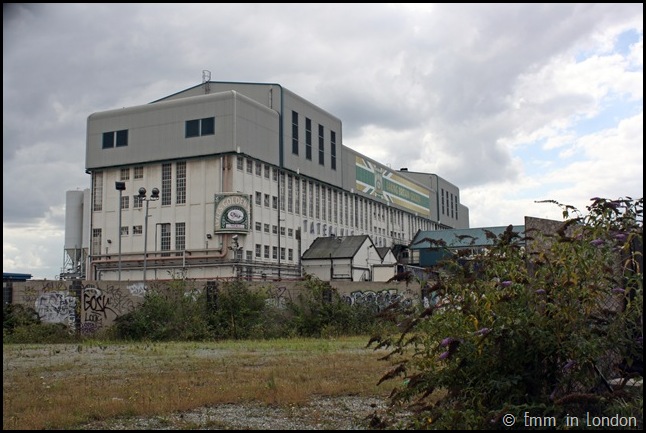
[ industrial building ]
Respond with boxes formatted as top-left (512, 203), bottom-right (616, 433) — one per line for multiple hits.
top-left (63, 78), bottom-right (469, 282)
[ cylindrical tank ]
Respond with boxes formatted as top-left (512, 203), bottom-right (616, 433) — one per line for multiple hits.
top-left (64, 190), bottom-right (84, 250)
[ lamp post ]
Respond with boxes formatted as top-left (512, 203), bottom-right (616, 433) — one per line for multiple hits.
top-left (115, 181), bottom-right (126, 281)
top-left (139, 186), bottom-right (160, 286)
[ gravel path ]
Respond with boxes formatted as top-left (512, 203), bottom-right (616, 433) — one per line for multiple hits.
top-left (78, 396), bottom-right (392, 430)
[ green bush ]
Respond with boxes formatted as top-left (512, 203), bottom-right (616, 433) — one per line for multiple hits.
top-left (112, 279), bottom-right (210, 341)
top-left (3, 304), bottom-right (78, 344)
top-left (205, 278), bottom-right (269, 340)
top-left (288, 274), bottom-right (386, 337)
top-left (370, 197), bottom-right (643, 429)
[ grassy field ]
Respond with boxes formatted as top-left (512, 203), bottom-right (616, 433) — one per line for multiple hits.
top-left (3, 336), bottom-right (401, 430)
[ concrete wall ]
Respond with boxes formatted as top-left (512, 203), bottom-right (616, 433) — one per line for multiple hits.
top-left (5, 278), bottom-right (425, 336)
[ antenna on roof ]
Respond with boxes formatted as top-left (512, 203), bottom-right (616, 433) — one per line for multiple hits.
top-left (202, 70), bottom-right (211, 94)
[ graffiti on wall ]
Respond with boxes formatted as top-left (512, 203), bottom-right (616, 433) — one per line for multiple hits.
top-left (265, 286), bottom-right (293, 309)
top-left (81, 284), bottom-right (137, 335)
top-left (342, 288), bottom-right (415, 312)
top-left (35, 292), bottom-right (77, 331)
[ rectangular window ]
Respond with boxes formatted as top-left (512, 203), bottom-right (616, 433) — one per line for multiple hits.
top-left (288, 249), bottom-right (293, 261)
top-left (291, 111), bottom-right (299, 155)
top-left (309, 181), bottom-right (314, 217)
top-left (237, 156), bottom-right (244, 170)
top-left (175, 222), bottom-right (186, 255)
top-left (305, 118), bottom-right (312, 160)
top-left (318, 124), bottom-right (324, 165)
top-left (120, 168), bottom-right (130, 181)
top-left (272, 167), bottom-right (278, 182)
top-left (272, 225), bottom-right (278, 234)
top-left (120, 195), bottom-right (129, 210)
top-left (160, 223), bottom-right (171, 256)
top-left (185, 117), bottom-right (215, 137)
top-left (102, 132), bottom-right (114, 149)
top-left (255, 221), bottom-right (261, 231)
top-left (302, 180), bottom-right (307, 217)
top-left (330, 131), bottom-right (337, 170)
top-left (255, 161), bottom-right (262, 176)
top-left (272, 246), bottom-right (278, 260)
top-left (264, 194), bottom-right (270, 207)
top-left (321, 187), bottom-right (326, 220)
top-left (255, 244), bottom-right (261, 258)
top-left (287, 174), bottom-right (293, 213)
top-left (315, 184), bottom-right (320, 219)
top-left (295, 176), bottom-right (300, 214)
top-left (102, 129), bottom-right (129, 149)
top-left (176, 161), bottom-right (186, 205)
top-left (255, 191), bottom-right (262, 206)
top-left (162, 163), bottom-right (172, 205)
top-left (92, 171), bottom-right (103, 211)
top-left (264, 223), bottom-right (270, 233)
top-left (134, 166), bottom-right (144, 179)
top-left (328, 187), bottom-right (332, 221)
top-left (280, 247), bottom-right (285, 261)
top-left (264, 245), bottom-right (269, 259)
top-left (288, 228), bottom-right (293, 237)
top-left (92, 228), bottom-right (102, 256)
top-left (272, 196), bottom-right (278, 209)
top-left (133, 194), bottom-right (143, 209)
top-left (246, 158), bottom-right (253, 173)
top-left (201, 117), bottom-right (215, 135)
top-left (133, 225), bottom-right (143, 235)
top-left (120, 226), bottom-right (128, 236)
top-left (264, 164), bottom-right (270, 179)
top-left (116, 130), bottom-right (128, 147)
top-left (280, 172), bottom-right (285, 211)
top-left (280, 226), bottom-right (286, 236)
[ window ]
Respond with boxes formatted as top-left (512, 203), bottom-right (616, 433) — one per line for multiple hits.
top-left (318, 124), bottom-right (324, 165)
top-left (175, 222), bottom-right (186, 254)
top-left (246, 158), bottom-right (253, 173)
top-left (237, 156), bottom-right (244, 170)
top-left (102, 130), bottom-right (129, 148)
top-left (176, 161), bottom-right (186, 205)
top-left (133, 194), bottom-right (143, 209)
top-left (120, 168), bottom-right (130, 181)
top-left (272, 246), bottom-right (278, 259)
top-left (315, 184), bottom-right (320, 219)
top-left (255, 191), bottom-right (262, 206)
top-left (288, 228), bottom-right (293, 237)
top-left (120, 195), bottom-right (129, 210)
top-left (287, 175), bottom-right (293, 213)
top-left (160, 223), bottom-right (171, 256)
top-left (305, 118), bottom-right (312, 160)
top-left (162, 163), bottom-right (172, 205)
top-left (280, 247), bottom-right (286, 260)
top-left (255, 161), bottom-right (262, 176)
top-left (246, 251), bottom-right (252, 261)
top-left (272, 225), bottom-right (278, 234)
top-left (291, 111), bottom-right (299, 155)
top-left (280, 226), bottom-right (286, 236)
top-left (280, 172), bottom-right (285, 211)
top-left (264, 164), bottom-right (270, 179)
top-left (272, 196), bottom-right (278, 209)
top-left (116, 130), bottom-right (128, 147)
top-left (264, 194), bottom-right (270, 207)
top-left (92, 228), bottom-right (102, 256)
top-left (133, 225), bottom-right (143, 235)
top-left (264, 223), bottom-right (270, 233)
top-left (331, 131), bottom-right (337, 170)
top-left (255, 244), bottom-right (261, 258)
top-left (288, 249), bottom-right (293, 261)
top-left (309, 181), bottom-right (313, 217)
top-left (134, 166), bottom-right (144, 179)
top-left (255, 222), bottom-right (261, 231)
top-left (295, 177), bottom-right (300, 214)
top-left (185, 117), bottom-right (215, 138)
top-left (264, 245), bottom-right (269, 259)
top-left (92, 171), bottom-right (103, 211)
top-left (272, 168), bottom-right (278, 182)
top-left (120, 226), bottom-right (129, 236)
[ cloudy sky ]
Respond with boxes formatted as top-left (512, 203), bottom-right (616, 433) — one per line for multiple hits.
top-left (3, 3), bottom-right (643, 279)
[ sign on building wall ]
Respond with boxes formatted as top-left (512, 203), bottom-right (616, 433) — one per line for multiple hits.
top-left (355, 156), bottom-right (430, 214)
top-left (214, 193), bottom-right (252, 233)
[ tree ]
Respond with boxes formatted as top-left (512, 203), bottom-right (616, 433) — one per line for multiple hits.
top-left (369, 197), bottom-right (643, 429)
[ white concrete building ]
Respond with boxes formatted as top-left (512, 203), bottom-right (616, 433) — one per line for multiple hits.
top-left (65, 80), bottom-right (469, 282)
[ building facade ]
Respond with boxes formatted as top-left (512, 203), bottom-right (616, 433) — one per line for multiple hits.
top-left (66, 81), bottom-right (469, 281)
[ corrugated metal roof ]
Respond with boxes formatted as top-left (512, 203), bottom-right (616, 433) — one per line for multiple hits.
top-left (302, 235), bottom-right (371, 259)
top-left (410, 225), bottom-right (525, 249)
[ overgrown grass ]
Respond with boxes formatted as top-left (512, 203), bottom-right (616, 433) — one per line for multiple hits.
top-left (3, 337), bottom-right (399, 430)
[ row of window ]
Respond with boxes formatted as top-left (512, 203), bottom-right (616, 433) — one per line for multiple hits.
top-left (440, 188), bottom-right (459, 220)
top-left (255, 244), bottom-right (294, 261)
top-left (101, 116), bottom-right (215, 151)
top-left (291, 111), bottom-right (337, 169)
